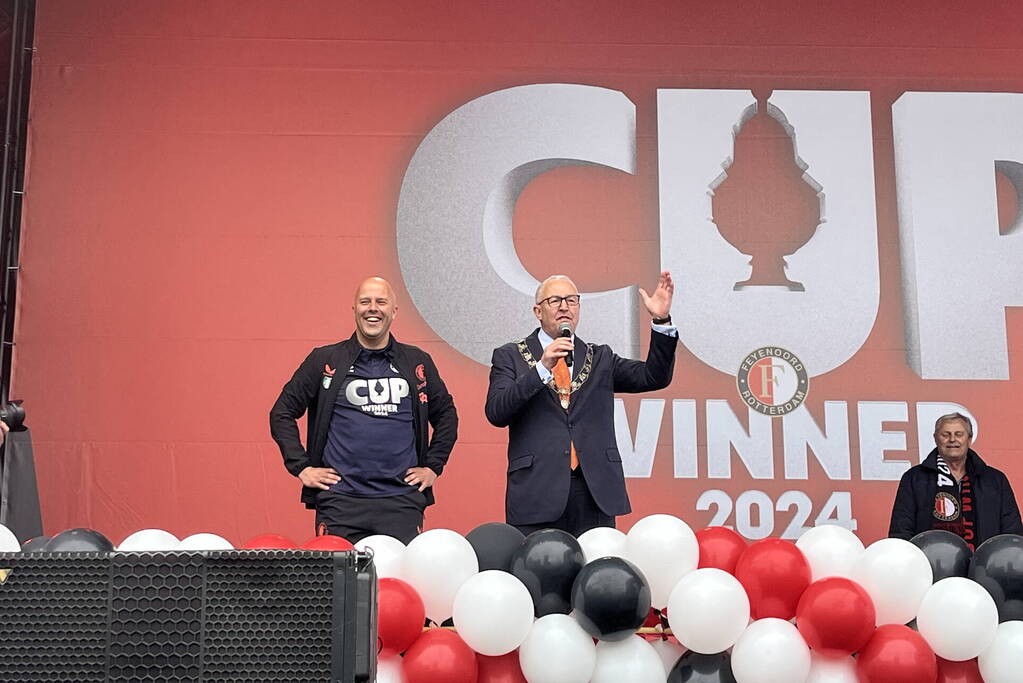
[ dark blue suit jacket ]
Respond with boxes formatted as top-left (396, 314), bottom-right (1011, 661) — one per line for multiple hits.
top-left (485, 327), bottom-right (677, 525)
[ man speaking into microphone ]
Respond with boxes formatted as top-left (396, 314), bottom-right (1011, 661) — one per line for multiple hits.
top-left (485, 272), bottom-right (678, 536)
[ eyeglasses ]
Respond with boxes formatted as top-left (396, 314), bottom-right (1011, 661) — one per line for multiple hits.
top-left (537, 294), bottom-right (580, 308)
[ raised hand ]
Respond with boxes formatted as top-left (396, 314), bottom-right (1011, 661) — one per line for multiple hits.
top-left (638, 271), bottom-right (675, 320)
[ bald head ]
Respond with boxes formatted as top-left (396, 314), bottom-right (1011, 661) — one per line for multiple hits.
top-left (353, 277), bottom-right (397, 349)
top-left (354, 277), bottom-right (395, 304)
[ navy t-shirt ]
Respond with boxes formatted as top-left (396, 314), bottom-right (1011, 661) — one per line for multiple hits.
top-left (322, 346), bottom-right (417, 497)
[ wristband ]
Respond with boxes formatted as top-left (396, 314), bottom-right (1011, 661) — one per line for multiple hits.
top-left (652, 315), bottom-right (672, 325)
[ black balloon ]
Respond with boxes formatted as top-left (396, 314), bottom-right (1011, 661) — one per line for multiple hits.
top-left (465, 522), bottom-right (525, 572)
top-left (44, 528), bottom-right (114, 552)
top-left (19, 535), bottom-right (51, 553)
top-left (910, 529), bottom-right (973, 581)
top-left (969, 533), bottom-right (1023, 622)
top-left (668, 651), bottom-right (737, 683)
top-left (509, 529), bottom-right (584, 616)
top-left (570, 556), bottom-right (650, 641)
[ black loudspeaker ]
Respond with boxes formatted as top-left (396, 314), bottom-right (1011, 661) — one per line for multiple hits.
top-left (0, 550), bottom-right (377, 682)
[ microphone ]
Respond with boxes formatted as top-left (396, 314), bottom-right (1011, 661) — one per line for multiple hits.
top-left (558, 322), bottom-right (573, 368)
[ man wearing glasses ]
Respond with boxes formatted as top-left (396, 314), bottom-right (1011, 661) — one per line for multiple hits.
top-left (485, 272), bottom-right (678, 536)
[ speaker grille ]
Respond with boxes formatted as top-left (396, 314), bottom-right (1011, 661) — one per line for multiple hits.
top-left (203, 551), bottom-right (333, 680)
top-left (107, 552), bottom-right (205, 681)
top-left (0, 553), bottom-right (110, 682)
top-left (0, 550), bottom-right (375, 682)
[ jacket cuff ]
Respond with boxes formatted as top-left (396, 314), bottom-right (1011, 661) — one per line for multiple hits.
top-left (286, 459), bottom-right (311, 477)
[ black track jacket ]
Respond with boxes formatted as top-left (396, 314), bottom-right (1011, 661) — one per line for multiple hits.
top-left (270, 334), bottom-right (458, 509)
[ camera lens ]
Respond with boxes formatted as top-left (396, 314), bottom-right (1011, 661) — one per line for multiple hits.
top-left (0, 400), bottom-right (25, 430)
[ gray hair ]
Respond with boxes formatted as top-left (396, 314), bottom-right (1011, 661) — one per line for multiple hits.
top-left (534, 275), bottom-right (578, 304)
top-left (934, 412), bottom-right (973, 438)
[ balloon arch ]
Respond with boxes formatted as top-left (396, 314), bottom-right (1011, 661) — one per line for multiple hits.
top-left (3, 519), bottom-right (1022, 682)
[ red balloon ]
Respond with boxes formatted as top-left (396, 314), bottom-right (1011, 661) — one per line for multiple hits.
top-left (734, 538), bottom-right (811, 620)
top-left (696, 526), bottom-right (748, 574)
top-left (936, 657), bottom-right (982, 683)
top-left (796, 577), bottom-right (876, 656)
top-left (241, 533), bottom-right (297, 549)
top-left (403, 628), bottom-right (478, 683)
top-left (378, 578), bottom-right (426, 656)
top-left (476, 652), bottom-right (527, 683)
top-left (300, 534), bottom-right (354, 551)
top-left (857, 624), bottom-right (937, 683)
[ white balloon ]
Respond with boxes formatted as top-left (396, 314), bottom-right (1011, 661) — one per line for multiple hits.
top-left (667, 568), bottom-right (750, 654)
top-left (853, 537), bottom-right (932, 625)
top-left (519, 613), bottom-right (596, 683)
top-left (577, 527), bottom-right (627, 564)
top-left (116, 528), bottom-right (180, 551)
top-left (806, 652), bottom-right (858, 683)
top-left (979, 620), bottom-right (1023, 683)
top-left (795, 525), bottom-right (864, 581)
top-left (177, 533), bottom-right (234, 550)
top-left (649, 638), bottom-right (686, 676)
top-left (376, 655), bottom-right (407, 683)
top-left (591, 635), bottom-right (665, 683)
top-left (354, 534), bottom-right (406, 579)
top-left (917, 576), bottom-right (998, 661)
top-left (625, 514), bottom-right (699, 608)
top-left (0, 523), bottom-right (20, 552)
top-left (731, 618), bottom-right (811, 683)
top-left (400, 529), bottom-right (478, 623)
top-left (452, 570), bottom-right (534, 655)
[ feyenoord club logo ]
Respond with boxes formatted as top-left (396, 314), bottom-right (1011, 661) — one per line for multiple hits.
top-left (933, 492), bottom-right (961, 521)
top-left (736, 346), bottom-right (809, 417)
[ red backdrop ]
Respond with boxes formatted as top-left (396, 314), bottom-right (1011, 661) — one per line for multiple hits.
top-left (15, 0), bottom-right (1023, 545)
